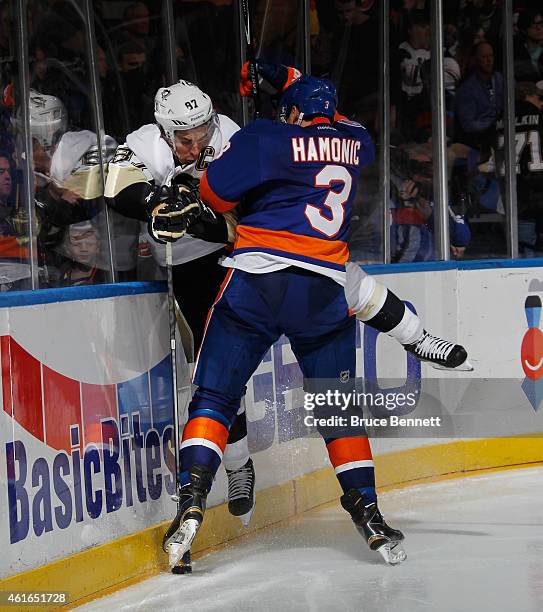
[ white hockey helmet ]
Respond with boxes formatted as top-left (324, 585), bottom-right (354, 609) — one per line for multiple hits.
top-left (29, 90), bottom-right (68, 152)
top-left (154, 80), bottom-right (217, 146)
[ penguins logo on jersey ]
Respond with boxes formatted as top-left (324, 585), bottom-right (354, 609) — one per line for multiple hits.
top-left (112, 146), bottom-right (133, 164)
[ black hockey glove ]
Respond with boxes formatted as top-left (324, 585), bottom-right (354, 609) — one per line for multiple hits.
top-left (171, 173), bottom-right (228, 243)
top-left (147, 183), bottom-right (201, 244)
top-left (172, 172), bottom-right (200, 192)
top-left (184, 204), bottom-right (228, 243)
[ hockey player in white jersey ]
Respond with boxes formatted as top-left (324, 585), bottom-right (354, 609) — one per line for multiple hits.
top-left (104, 81), bottom-right (257, 533)
top-left (27, 90), bottom-right (133, 284)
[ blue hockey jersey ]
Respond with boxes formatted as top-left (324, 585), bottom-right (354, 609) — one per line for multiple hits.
top-left (200, 117), bottom-right (375, 283)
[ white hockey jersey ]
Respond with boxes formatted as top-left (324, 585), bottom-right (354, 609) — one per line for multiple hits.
top-left (106, 114), bottom-right (240, 266)
top-left (398, 42), bottom-right (430, 99)
top-left (40, 130), bottom-right (118, 198)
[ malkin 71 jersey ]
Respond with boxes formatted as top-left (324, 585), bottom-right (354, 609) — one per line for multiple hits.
top-left (200, 117), bottom-right (375, 284)
top-left (497, 99), bottom-right (543, 215)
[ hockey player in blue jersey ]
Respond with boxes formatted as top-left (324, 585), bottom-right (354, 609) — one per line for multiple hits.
top-left (162, 76), bottom-right (408, 569)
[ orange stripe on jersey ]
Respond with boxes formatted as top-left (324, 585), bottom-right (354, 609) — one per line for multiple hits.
top-left (193, 268), bottom-right (235, 377)
top-left (333, 111), bottom-right (348, 122)
top-left (182, 417), bottom-right (229, 451)
top-left (200, 170), bottom-right (239, 213)
top-left (326, 437), bottom-right (373, 468)
top-left (309, 117), bottom-right (331, 125)
top-left (234, 225), bottom-right (349, 266)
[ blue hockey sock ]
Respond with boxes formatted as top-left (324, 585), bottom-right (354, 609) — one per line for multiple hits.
top-left (358, 486), bottom-right (377, 505)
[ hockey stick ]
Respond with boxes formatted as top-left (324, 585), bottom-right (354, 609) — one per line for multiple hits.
top-left (165, 241), bottom-right (192, 574)
top-left (240, 0), bottom-right (261, 118)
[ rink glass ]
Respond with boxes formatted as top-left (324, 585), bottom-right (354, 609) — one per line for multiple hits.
top-left (173, 0), bottom-right (242, 127)
top-left (0, 2), bottom-right (34, 291)
top-left (25, 0), bottom-right (116, 287)
top-left (310, 0), bottom-right (384, 264)
top-left (3, 0), bottom-right (533, 288)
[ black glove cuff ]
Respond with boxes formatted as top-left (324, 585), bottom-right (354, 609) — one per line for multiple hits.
top-left (145, 185), bottom-right (170, 219)
top-left (187, 212), bottom-right (228, 243)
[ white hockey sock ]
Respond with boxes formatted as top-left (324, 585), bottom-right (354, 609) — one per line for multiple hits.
top-left (345, 263), bottom-right (424, 346)
top-left (387, 307), bottom-right (424, 345)
top-left (223, 437), bottom-right (250, 471)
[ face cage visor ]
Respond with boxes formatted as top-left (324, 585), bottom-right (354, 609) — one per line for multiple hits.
top-left (169, 112), bottom-right (219, 150)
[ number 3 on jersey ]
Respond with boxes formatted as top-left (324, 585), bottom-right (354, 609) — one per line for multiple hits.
top-left (305, 165), bottom-right (352, 237)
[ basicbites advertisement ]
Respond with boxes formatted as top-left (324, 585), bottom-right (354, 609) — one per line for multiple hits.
top-left (2, 266), bottom-right (543, 580)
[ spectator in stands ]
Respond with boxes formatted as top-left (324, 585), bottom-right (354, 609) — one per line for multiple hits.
top-left (173, 0), bottom-right (237, 120)
top-left (116, 40), bottom-right (155, 131)
top-left (0, 152), bottom-right (14, 234)
top-left (390, 0), bottom-right (428, 46)
top-left (58, 221), bottom-right (105, 286)
top-left (392, 10), bottom-right (431, 140)
top-left (515, 9), bottom-right (543, 85)
top-left (311, 0), bottom-right (379, 117)
top-left (454, 25), bottom-right (487, 78)
top-left (117, 2), bottom-right (152, 48)
top-left (0, 1), bottom-right (14, 90)
top-left (334, 0), bottom-right (373, 26)
top-left (455, 41), bottom-right (503, 155)
top-left (30, 1), bottom-right (92, 129)
top-left (115, 1), bottom-right (160, 83)
top-left (114, 1), bottom-right (163, 132)
top-left (0, 152), bottom-right (11, 201)
top-left (459, 0), bottom-right (501, 49)
top-left (391, 143), bottom-right (471, 262)
top-left (497, 81), bottom-right (543, 256)
top-left (0, 152), bottom-right (30, 290)
top-left (402, 0), bottom-right (427, 9)
top-left (97, 46), bottom-right (128, 143)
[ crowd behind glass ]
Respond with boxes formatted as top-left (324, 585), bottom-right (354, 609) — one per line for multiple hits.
top-left (0, 0), bottom-right (542, 291)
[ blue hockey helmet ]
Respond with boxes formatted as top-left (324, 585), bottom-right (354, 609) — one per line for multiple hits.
top-left (278, 75), bottom-right (337, 124)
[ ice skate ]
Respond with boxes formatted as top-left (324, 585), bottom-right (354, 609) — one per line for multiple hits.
top-left (340, 489), bottom-right (407, 565)
top-left (163, 464), bottom-right (213, 572)
top-left (226, 458), bottom-right (255, 528)
top-left (404, 330), bottom-right (473, 371)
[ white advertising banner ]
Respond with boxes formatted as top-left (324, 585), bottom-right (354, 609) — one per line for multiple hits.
top-left (0, 287), bottom-right (327, 579)
top-left (2, 265), bottom-right (543, 578)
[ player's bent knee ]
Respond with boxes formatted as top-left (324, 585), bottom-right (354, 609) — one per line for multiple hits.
top-left (189, 387), bottom-right (242, 426)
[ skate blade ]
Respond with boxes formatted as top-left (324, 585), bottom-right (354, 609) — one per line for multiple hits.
top-left (166, 518), bottom-right (200, 569)
top-left (171, 551), bottom-right (192, 575)
top-left (432, 358), bottom-right (474, 372)
top-left (238, 501), bottom-right (255, 528)
top-left (377, 541), bottom-right (407, 565)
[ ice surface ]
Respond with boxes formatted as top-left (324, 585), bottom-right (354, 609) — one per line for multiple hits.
top-left (79, 466), bottom-right (543, 612)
